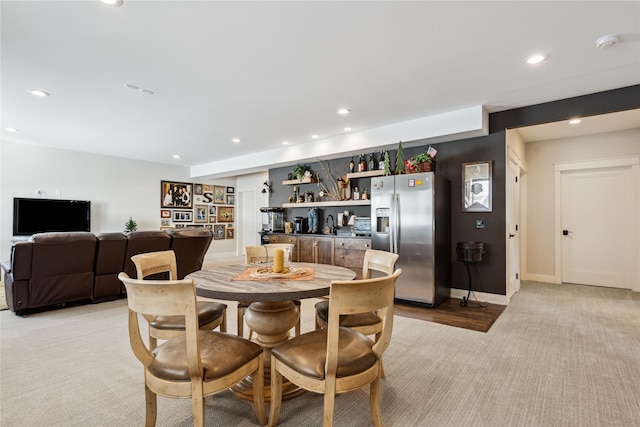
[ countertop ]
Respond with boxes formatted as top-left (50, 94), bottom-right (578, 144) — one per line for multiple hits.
top-left (268, 232), bottom-right (371, 239)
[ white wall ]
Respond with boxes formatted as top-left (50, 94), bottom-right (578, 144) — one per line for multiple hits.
top-left (0, 142), bottom-right (235, 260)
top-left (524, 128), bottom-right (640, 278)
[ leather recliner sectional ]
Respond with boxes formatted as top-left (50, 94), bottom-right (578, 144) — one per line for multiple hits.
top-left (2, 228), bottom-right (213, 315)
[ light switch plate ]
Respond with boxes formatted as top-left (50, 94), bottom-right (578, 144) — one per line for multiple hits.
top-left (476, 219), bottom-right (485, 229)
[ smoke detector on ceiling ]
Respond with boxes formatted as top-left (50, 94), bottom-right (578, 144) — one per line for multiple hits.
top-left (595, 34), bottom-right (620, 49)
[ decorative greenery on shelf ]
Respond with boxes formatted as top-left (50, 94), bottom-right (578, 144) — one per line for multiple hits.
top-left (406, 145), bottom-right (437, 173)
top-left (383, 151), bottom-right (392, 176)
top-left (316, 159), bottom-right (345, 200)
top-left (292, 164), bottom-right (311, 180)
top-left (124, 217), bottom-right (138, 233)
top-left (412, 151), bottom-right (434, 164)
top-left (395, 141), bottom-right (404, 174)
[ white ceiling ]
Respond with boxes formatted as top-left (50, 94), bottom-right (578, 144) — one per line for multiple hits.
top-left (2, 1), bottom-right (639, 178)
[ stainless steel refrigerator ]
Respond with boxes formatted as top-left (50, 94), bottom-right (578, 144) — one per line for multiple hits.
top-left (371, 172), bottom-right (450, 306)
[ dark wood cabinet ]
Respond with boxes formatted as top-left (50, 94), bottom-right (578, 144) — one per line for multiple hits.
top-left (268, 234), bottom-right (370, 276)
top-left (298, 236), bottom-right (334, 265)
top-left (334, 238), bottom-right (371, 278)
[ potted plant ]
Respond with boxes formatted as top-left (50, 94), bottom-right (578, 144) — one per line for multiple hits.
top-left (409, 146), bottom-right (437, 173)
top-left (124, 217), bottom-right (138, 233)
top-left (292, 164), bottom-right (310, 180)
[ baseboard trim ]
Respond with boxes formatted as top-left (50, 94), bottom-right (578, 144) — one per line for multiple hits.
top-left (449, 288), bottom-right (508, 305)
top-left (522, 273), bottom-right (558, 284)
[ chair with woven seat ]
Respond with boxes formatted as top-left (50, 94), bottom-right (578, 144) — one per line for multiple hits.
top-left (118, 272), bottom-right (267, 427)
top-left (240, 244), bottom-right (300, 338)
top-left (269, 269), bottom-right (402, 427)
top-left (131, 250), bottom-right (227, 350)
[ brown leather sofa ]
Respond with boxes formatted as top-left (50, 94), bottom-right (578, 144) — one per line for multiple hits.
top-left (2, 228), bottom-right (213, 315)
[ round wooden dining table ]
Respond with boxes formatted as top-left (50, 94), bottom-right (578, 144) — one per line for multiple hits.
top-left (187, 262), bottom-right (356, 401)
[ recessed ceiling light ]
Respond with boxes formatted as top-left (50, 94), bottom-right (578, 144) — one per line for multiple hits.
top-left (232, 138), bottom-right (241, 143)
top-left (5, 127), bottom-right (19, 133)
top-left (525, 54), bottom-right (549, 65)
top-left (173, 154), bottom-right (181, 159)
top-left (337, 108), bottom-right (351, 115)
top-left (344, 127), bottom-right (351, 131)
top-left (27, 88), bottom-right (50, 97)
top-left (311, 134), bottom-right (319, 139)
top-left (569, 118), bottom-right (582, 125)
top-left (100, 0), bottom-right (124, 6)
top-left (282, 141), bottom-right (289, 145)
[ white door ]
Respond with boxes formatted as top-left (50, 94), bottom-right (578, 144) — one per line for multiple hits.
top-left (560, 166), bottom-right (632, 288)
top-left (507, 158), bottom-right (521, 298)
top-left (239, 190), bottom-right (257, 253)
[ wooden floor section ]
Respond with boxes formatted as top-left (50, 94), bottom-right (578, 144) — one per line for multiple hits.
top-left (394, 298), bottom-right (506, 333)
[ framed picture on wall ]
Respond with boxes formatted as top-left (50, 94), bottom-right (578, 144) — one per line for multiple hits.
top-left (203, 184), bottom-right (213, 193)
top-left (227, 194), bottom-right (235, 205)
top-left (462, 161), bottom-right (492, 212)
top-left (194, 204), bottom-right (208, 223)
top-left (161, 181), bottom-right (193, 209)
top-left (161, 219), bottom-right (170, 227)
top-left (226, 228), bottom-right (235, 239)
top-left (214, 186), bottom-right (225, 204)
top-left (218, 206), bottom-right (234, 222)
top-left (172, 210), bottom-right (192, 222)
top-left (161, 210), bottom-right (171, 218)
top-left (226, 186), bottom-right (234, 194)
top-left (213, 224), bottom-right (225, 240)
top-left (194, 183), bottom-right (203, 195)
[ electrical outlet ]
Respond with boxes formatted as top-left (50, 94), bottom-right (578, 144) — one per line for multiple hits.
top-left (476, 219), bottom-right (485, 229)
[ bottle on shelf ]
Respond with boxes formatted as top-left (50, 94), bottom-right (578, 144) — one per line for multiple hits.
top-left (362, 188), bottom-right (368, 200)
top-left (353, 186), bottom-right (360, 200)
top-left (368, 153), bottom-right (376, 171)
top-left (358, 154), bottom-right (366, 172)
top-left (349, 157), bottom-right (355, 173)
top-left (379, 151), bottom-right (386, 170)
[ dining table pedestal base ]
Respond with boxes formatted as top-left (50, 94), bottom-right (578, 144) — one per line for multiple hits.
top-left (233, 300), bottom-right (303, 401)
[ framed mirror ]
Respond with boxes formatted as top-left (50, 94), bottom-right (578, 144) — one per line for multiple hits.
top-left (462, 161), bottom-right (492, 212)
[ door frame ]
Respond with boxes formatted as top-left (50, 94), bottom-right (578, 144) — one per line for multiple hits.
top-left (553, 156), bottom-right (640, 291)
top-left (506, 147), bottom-right (525, 300)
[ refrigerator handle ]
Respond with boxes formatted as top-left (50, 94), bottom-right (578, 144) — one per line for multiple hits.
top-left (391, 193), bottom-right (399, 254)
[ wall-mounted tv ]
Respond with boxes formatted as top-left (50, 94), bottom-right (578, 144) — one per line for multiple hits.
top-left (13, 198), bottom-right (91, 236)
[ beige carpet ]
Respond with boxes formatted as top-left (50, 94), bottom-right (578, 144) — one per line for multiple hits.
top-left (1, 281), bottom-right (639, 426)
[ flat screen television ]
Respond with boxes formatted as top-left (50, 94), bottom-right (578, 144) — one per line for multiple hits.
top-left (13, 198), bottom-right (91, 236)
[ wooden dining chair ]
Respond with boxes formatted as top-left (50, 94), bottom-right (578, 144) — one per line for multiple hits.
top-left (314, 249), bottom-right (399, 331)
top-left (239, 245), bottom-right (300, 339)
top-left (314, 249), bottom-right (399, 378)
top-left (269, 269), bottom-right (402, 427)
top-left (118, 273), bottom-right (267, 427)
top-left (131, 250), bottom-right (227, 350)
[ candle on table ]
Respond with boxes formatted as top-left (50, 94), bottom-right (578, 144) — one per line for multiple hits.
top-left (273, 248), bottom-right (285, 273)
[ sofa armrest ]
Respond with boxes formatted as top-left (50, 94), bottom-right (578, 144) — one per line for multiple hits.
top-left (1, 260), bottom-right (11, 274)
